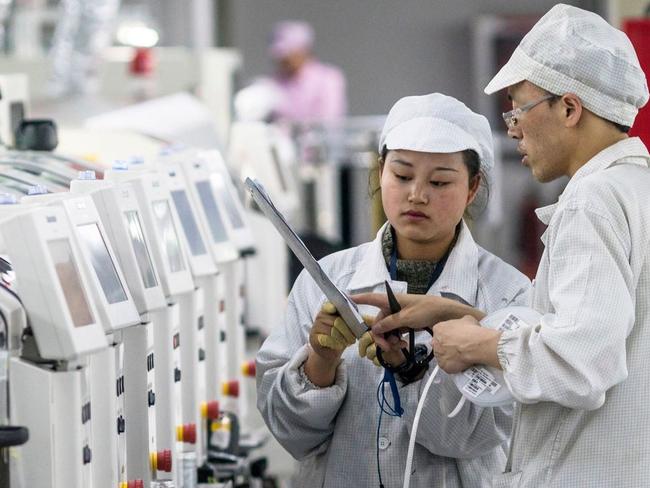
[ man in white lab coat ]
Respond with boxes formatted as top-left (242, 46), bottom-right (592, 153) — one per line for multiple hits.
top-left (360, 4), bottom-right (650, 487)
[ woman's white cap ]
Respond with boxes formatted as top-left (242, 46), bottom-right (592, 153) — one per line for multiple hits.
top-left (378, 93), bottom-right (494, 172)
top-left (484, 4), bottom-right (648, 127)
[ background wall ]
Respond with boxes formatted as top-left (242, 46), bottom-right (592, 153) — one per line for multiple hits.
top-left (220, 0), bottom-right (602, 116)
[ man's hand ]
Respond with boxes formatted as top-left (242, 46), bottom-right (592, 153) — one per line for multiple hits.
top-left (352, 292), bottom-right (485, 350)
top-left (432, 316), bottom-right (502, 374)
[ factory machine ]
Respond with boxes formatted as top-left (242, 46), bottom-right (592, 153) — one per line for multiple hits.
top-left (1, 204), bottom-right (108, 488)
top-left (68, 173), bottom-right (171, 487)
top-left (104, 166), bottom-right (195, 487)
top-left (227, 122), bottom-right (300, 338)
top-left (0, 66), bottom-right (279, 486)
top-left (19, 190), bottom-right (142, 488)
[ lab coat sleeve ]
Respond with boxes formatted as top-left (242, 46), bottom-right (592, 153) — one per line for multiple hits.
top-left (256, 272), bottom-right (349, 460)
top-left (497, 206), bottom-right (634, 410)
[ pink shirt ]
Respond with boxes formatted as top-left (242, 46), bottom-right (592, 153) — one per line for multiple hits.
top-left (272, 59), bottom-right (347, 123)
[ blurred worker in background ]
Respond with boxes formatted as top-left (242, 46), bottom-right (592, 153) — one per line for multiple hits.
top-left (266, 20), bottom-right (346, 124)
top-left (356, 4), bottom-right (650, 487)
top-left (256, 92), bottom-right (530, 487)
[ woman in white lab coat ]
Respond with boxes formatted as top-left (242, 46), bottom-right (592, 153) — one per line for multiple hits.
top-left (256, 93), bottom-right (531, 487)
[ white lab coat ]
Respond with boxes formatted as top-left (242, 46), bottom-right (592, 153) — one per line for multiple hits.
top-left (494, 138), bottom-right (650, 487)
top-left (257, 221), bottom-right (531, 487)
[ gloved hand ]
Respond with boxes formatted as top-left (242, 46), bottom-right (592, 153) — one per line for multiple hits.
top-left (309, 301), bottom-right (358, 363)
top-left (359, 330), bottom-right (407, 368)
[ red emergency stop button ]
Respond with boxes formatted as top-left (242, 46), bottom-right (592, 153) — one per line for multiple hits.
top-left (176, 423), bottom-right (197, 444)
top-left (151, 449), bottom-right (172, 472)
top-left (201, 400), bottom-right (220, 420)
top-left (222, 380), bottom-right (239, 398)
top-left (127, 480), bottom-right (144, 488)
top-left (241, 360), bottom-right (256, 377)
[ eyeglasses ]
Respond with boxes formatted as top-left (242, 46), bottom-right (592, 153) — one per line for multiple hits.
top-left (502, 94), bottom-right (558, 130)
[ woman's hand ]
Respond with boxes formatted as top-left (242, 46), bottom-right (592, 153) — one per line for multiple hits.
top-left (358, 330), bottom-right (407, 368)
top-left (352, 293), bottom-right (485, 350)
top-left (304, 302), bottom-right (360, 386)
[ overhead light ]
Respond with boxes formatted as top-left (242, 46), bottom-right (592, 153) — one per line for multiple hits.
top-left (116, 22), bottom-right (159, 48)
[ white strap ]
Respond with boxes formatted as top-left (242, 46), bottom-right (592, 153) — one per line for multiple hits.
top-left (403, 365), bottom-right (439, 488)
top-left (447, 396), bottom-right (466, 418)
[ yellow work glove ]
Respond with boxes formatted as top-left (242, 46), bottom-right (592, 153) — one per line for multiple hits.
top-left (315, 301), bottom-right (358, 350)
top-left (359, 331), bottom-right (381, 367)
top-left (359, 330), bottom-right (408, 368)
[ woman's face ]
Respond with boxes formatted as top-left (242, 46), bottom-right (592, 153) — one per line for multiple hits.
top-left (380, 149), bottom-right (479, 252)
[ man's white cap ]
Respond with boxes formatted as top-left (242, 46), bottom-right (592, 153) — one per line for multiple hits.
top-left (484, 4), bottom-right (649, 127)
top-left (378, 93), bottom-right (494, 172)
top-left (269, 21), bottom-right (314, 59)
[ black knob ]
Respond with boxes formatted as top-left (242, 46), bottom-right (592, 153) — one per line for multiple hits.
top-left (82, 445), bottom-right (92, 464)
top-left (0, 426), bottom-right (28, 447)
top-left (117, 416), bottom-right (126, 434)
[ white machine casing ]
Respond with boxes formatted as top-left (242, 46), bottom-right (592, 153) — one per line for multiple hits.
top-left (160, 161), bottom-right (219, 277)
top-left (104, 169), bottom-right (195, 298)
top-left (176, 151), bottom-right (251, 421)
top-left (21, 192), bottom-right (141, 333)
top-left (228, 121), bottom-right (299, 218)
top-left (198, 149), bottom-right (255, 254)
top-left (69, 178), bottom-right (167, 316)
top-left (10, 359), bottom-right (93, 488)
top-left (0, 206), bottom-right (107, 359)
top-left (153, 159), bottom-right (219, 465)
top-left (70, 177), bottom-right (170, 486)
top-left (105, 168), bottom-right (195, 484)
top-left (228, 123), bottom-right (295, 338)
top-left (0, 74), bottom-right (28, 148)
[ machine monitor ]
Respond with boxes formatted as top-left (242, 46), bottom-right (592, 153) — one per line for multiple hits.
top-left (195, 180), bottom-right (229, 244)
top-left (269, 145), bottom-right (288, 193)
top-left (211, 171), bottom-right (244, 230)
top-left (124, 210), bottom-right (159, 289)
top-left (48, 238), bottom-right (95, 327)
top-left (76, 223), bottom-right (129, 305)
top-left (152, 199), bottom-right (186, 273)
top-left (170, 189), bottom-right (208, 257)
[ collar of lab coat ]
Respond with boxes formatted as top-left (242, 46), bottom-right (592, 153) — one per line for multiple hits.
top-left (535, 137), bottom-right (650, 226)
top-left (346, 220), bottom-right (479, 305)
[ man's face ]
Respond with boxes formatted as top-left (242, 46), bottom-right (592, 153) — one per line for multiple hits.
top-left (276, 49), bottom-right (309, 77)
top-left (506, 81), bottom-right (571, 182)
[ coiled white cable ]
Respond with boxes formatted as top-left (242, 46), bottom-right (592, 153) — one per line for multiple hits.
top-left (403, 364), bottom-right (439, 488)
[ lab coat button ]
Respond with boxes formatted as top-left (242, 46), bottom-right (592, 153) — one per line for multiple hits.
top-left (378, 437), bottom-right (390, 450)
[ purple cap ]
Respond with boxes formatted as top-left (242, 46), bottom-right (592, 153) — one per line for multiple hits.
top-left (269, 21), bottom-right (314, 59)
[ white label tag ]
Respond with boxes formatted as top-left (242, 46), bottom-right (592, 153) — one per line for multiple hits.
top-left (463, 366), bottom-right (502, 396)
top-left (462, 367), bottom-right (495, 397)
top-left (498, 314), bottom-right (529, 332)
